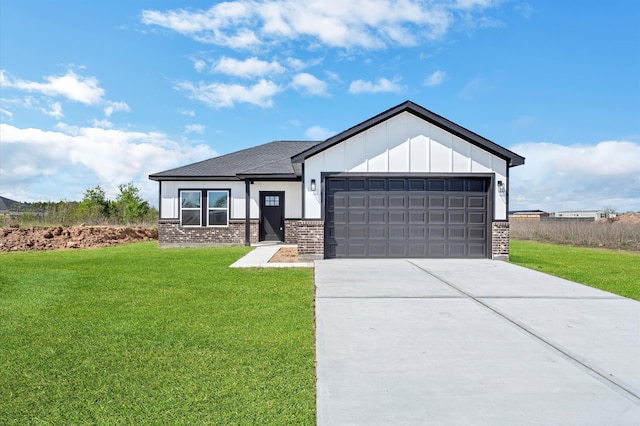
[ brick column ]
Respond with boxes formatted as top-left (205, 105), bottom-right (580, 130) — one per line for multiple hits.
top-left (492, 221), bottom-right (509, 261)
top-left (296, 220), bottom-right (324, 260)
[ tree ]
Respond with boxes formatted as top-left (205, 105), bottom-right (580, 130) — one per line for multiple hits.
top-left (113, 182), bottom-right (150, 224)
top-left (77, 185), bottom-right (111, 223)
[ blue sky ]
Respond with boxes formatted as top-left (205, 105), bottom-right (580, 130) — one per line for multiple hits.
top-left (1, 0), bottom-right (639, 212)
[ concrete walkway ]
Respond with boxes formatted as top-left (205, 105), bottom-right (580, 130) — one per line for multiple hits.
top-left (229, 244), bottom-right (313, 268)
top-left (315, 259), bottom-right (640, 425)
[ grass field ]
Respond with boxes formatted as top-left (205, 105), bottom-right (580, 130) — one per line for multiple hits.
top-left (0, 242), bottom-right (315, 425)
top-left (510, 240), bottom-right (640, 301)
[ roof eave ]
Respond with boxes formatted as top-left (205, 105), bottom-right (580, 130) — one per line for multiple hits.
top-left (148, 175), bottom-right (240, 182)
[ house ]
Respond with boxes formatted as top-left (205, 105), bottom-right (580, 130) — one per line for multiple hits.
top-left (149, 101), bottom-right (525, 260)
top-left (509, 210), bottom-right (550, 221)
top-left (0, 196), bottom-right (31, 215)
top-left (553, 210), bottom-right (611, 221)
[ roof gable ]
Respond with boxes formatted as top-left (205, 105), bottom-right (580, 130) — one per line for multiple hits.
top-left (149, 141), bottom-right (320, 181)
top-left (292, 100), bottom-right (525, 167)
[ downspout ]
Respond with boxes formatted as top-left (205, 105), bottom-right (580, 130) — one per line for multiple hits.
top-left (244, 179), bottom-right (251, 246)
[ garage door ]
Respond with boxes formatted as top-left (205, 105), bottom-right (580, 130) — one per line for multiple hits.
top-left (324, 176), bottom-right (491, 259)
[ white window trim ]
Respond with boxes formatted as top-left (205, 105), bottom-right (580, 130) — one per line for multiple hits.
top-left (207, 190), bottom-right (230, 227)
top-left (180, 190), bottom-right (202, 227)
top-left (179, 189), bottom-right (230, 228)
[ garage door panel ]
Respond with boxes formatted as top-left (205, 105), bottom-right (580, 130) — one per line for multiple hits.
top-left (325, 177), bottom-right (490, 259)
top-left (389, 243), bottom-right (408, 257)
top-left (348, 179), bottom-right (366, 191)
top-left (449, 196), bottom-right (465, 209)
top-left (348, 211), bottom-right (367, 224)
top-left (468, 243), bottom-right (487, 257)
top-left (429, 196), bottom-right (445, 208)
top-left (468, 196), bottom-right (486, 209)
top-left (408, 243), bottom-right (427, 257)
top-left (449, 243), bottom-right (467, 257)
top-left (448, 211), bottom-right (466, 225)
top-left (349, 226), bottom-right (367, 239)
top-left (429, 212), bottom-right (446, 224)
top-left (348, 195), bottom-right (366, 208)
top-left (409, 196), bottom-right (426, 209)
top-left (408, 227), bottom-right (426, 239)
top-left (409, 211), bottom-right (426, 224)
top-left (389, 196), bottom-right (406, 208)
top-left (369, 179), bottom-right (385, 191)
top-left (469, 228), bottom-right (486, 240)
top-left (429, 227), bottom-right (446, 240)
top-left (369, 210), bottom-right (386, 224)
top-left (334, 194), bottom-right (347, 208)
top-left (428, 243), bottom-right (447, 257)
top-left (368, 243), bottom-right (386, 257)
top-left (449, 227), bottom-right (466, 240)
top-left (369, 195), bottom-right (387, 208)
top-left (468, 211), bottom-right (486, 224)
top-left (369, 227), bottom-right (387, 239)
top-left (389, 211), bottom-right (407, 224)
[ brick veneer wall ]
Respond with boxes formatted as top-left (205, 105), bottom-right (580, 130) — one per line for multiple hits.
top-left (491, 221), bottom-right (509, 260)
top-left (294, 220), bottom-right (324, 260)
top-left (158, 219), bottom-right (259, 247)
top-left (284, 219), bottom-right (299, 244)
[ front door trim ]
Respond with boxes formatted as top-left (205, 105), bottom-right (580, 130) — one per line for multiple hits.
top-left (259, 191), bottom-right (285, 242)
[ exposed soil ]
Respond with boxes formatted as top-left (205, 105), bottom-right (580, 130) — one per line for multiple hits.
top-left (617, 212), bottom-right (640, 224)
top-left (0, 226), bottom-right (158, 252)
top-left (268, 246), bottom-right (300, 263)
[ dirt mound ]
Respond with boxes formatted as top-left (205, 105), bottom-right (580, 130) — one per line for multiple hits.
top-left (617, 212), bottom-right (640, 224)
top-left (0, 226), bottom-right (158, 252)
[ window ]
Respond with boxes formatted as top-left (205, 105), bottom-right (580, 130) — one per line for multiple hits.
top-left (264, 195), bottom-right (280, 206)
top-left (180, 190), bottom-right (201, 226)
top-left (208, 191), bottom-right (229, 226)
top-left (179, 189), bottom-right (230, 227)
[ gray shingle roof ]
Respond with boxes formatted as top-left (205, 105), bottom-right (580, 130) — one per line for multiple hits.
top-left (149, 141), bottom-right (320, 180)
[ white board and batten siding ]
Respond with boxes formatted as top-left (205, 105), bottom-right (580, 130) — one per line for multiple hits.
top-left (159, 180), bottom-right (303, 220)
top-left (304, 111), bottom-right (508, 220)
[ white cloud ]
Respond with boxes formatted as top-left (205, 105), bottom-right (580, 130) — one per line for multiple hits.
top-left (93, 119), bottom-right (113, 128)
top-left (142, 0), bottom-right (500, 50)
top-left (0, 108), bottom-right (13, 117)
top-left (178, 108), bottom-right (196, 116)
top-left (286, 56), bottom-right (323, 71)
top-left (1, 69), bottom-right (105, 104)
top-left (0, 123), bottom-right (216, 204)
top-left (104, 101), bottom-right (130, 117)
top-left (509, 140), bottom-right (640, 212)
top-left (348, 76), bottom-right (405, 94)
top-left (176, 79), bottom-right (282, 108)
top-left (291, 73), bottom-right (329, 96)
top-left (305, 125), bottom-right (335, 140)
top-left (458, 75), bottom-right (493, 100)
top-left (185, 124), bottom-right (206, 134)
top-left (193, 59), bottom-right (207, 72)
top-left (423, 70), bottom-right (447, 87)
top-left (213, 56), bottom-right (285, 78)
top-left (43, 102), bottom-right (63, 119)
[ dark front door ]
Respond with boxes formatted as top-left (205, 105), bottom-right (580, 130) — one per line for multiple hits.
top-left (260, 191), bottom-right (285, 242)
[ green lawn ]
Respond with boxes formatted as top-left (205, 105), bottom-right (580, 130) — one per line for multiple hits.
top-left (0, 242), bottom-right (316, 425)
top-left (510, 240), bottom-right (640, 301)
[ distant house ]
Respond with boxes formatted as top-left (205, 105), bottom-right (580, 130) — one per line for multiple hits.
top-left (150, 100), bottom-right (525, 260)
top-left (0, 196), bottom-right (30, 215)
top-left (554, 210), bottom-right (611, 221)
top-left (509, 210), bottom-right (550, 221)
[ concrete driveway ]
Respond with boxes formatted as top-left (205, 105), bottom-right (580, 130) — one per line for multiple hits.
top-left (315, 259), bottom-right (640, 425)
